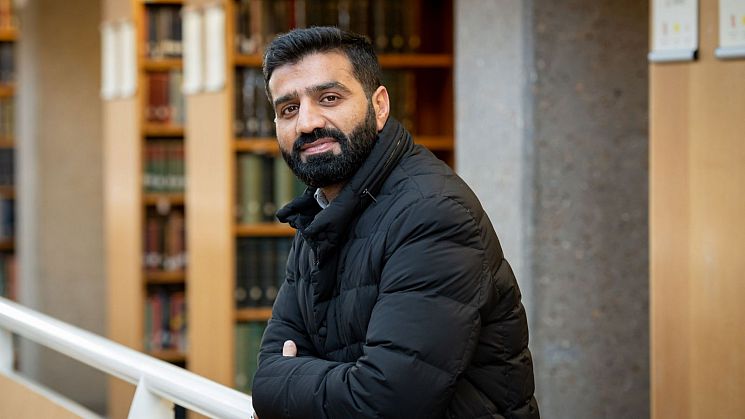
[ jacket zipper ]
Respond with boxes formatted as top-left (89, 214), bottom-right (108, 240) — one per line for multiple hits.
top-left (359, 136), bottom-right (403, 203)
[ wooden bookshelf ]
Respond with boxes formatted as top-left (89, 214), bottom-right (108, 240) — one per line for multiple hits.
top-left (147, 349), bottom-right (187, 363)
top-left (233, 53), bottom-right (262, 67)
top-left (143, 58), bottom-right (183, 71)
top-left (0, 28), bottom-right (17, 41)
top-left (145, 269), bottom-right (186, 284)
top-left (378, 54), bottom-right (453, 68)
top-left (143, 192), bottom-right (185, 206)
top-left (106, 0), bottom-right (455, 408)
top-left (235, 307), bottom-right (273, 322)
top-left (0, 84), bottom-right (14, 98)
top-left (235, 223), bottom-right (295, 237)
top-left (0, 185), bottom-right (14, 198)
top-left (143, 123), bottom-right (184, 137)
top-left (0, 239), bottom-right (13, 252)
top-left (234, 138), bottom-right (278, 154)
top-left (227, 0), bottom-right (455, 396)
top-left (0, 5), bottom-right (18, 306)
top-left (104, 1), bottom-right (186, 417)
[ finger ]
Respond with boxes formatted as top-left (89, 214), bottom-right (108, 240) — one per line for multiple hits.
top-left (282, 340), bottom-right (297, 357)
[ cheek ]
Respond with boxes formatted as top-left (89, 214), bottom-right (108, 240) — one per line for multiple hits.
top-left (276, 125), bottom-right (296, 152)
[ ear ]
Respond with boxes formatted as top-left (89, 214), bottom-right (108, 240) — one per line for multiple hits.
top-left (371, 85), bottom-right (390, 131)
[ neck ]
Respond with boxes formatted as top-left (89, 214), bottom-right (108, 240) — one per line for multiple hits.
top-left (320, 183), bottom-right (345, 203)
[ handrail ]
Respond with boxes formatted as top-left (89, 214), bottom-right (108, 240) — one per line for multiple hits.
top-left (0, 297), bottom-right (254, 419)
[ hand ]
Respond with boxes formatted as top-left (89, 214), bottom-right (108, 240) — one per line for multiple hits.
top-left (283, 340), bottom-right (297, 357)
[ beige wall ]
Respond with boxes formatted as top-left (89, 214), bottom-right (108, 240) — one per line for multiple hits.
top-left (650, 0), bottom-right (745, 417)
top-left (17, 0), bottom-right (106, 414)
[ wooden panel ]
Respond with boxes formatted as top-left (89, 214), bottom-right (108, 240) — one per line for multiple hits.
top-left (103, 0), bottom-right (134, 21)
top-left (104, 97), bottom-right (142, 419)
top-left (651, 0), bottom-right (745, 418)
top-left (0, 373), bottom-right (88, 419)
top-left (649, 63), bottom-right (691, 419)
top-left (687, 1), bottom-right (745, 417)
top-left (186, 90), bottom-right (234, 386)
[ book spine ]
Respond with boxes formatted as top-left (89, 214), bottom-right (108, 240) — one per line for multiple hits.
top-left (235, 238), bottom-right (249, 307)
top-left (258, 238), bottom-right (276, 306)
top-left (246, 238), bottom-right (263, 307)
top-left (238, 153), bottom-right (263, 224)
top-left (261, 155), bottom-right (276, 222)
top-left (234, 323), bottom-right (251, 393)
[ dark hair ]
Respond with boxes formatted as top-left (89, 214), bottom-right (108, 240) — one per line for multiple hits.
top-left (262, 27), bottom-right (381, 101)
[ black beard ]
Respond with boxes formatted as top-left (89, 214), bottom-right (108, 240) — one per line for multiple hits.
top-left (281, 105), bottom-right (378, 188)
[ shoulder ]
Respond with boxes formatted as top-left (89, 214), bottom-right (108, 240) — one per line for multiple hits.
top-left (383, 146), bottom-right (487, 222)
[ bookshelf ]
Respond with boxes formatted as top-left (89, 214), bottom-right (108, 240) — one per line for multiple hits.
top-left (187, 0), bottom-right (454, 397)
top-left (103, 0), bottom-right (187, 417)
top-left (0, 0), bottom-right (16, 303)
top-left (106, 0), bottom-right (453, 414)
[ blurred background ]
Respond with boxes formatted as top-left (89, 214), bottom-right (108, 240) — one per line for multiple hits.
top-left (0, 0), bottom-right (742, 418)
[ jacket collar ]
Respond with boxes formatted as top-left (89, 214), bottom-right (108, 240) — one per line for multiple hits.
top-left (277, 117), bottom-right (412, 261)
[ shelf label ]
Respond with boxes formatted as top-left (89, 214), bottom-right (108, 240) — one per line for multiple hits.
top-left (649, 0), bottom-right (699, 62)
top-left (716, 0), bottom-right (745, 59)
top-left (204, 5), bottom-right (226, 92)
top-left (100, 20), bottom-right (137, 100)
top-left (183, 8), bottom-right (204, 95)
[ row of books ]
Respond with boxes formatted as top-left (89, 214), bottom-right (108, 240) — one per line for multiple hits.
top-left (235, 321), bottom-right (266, 394)
top-left (0, 96), bottom-right (14, 139)
top-left (0, 0), bottom-right (16, 31)
top-left (0, 196), bottom-right (12, 241)
top-left (146, 71), bottom-right (185, 126)
top-left (0, 252), bottom-right (16, 299)
top-left (234, 0), bottom-right (423, 55)
top-left (144, 208), bottom-right (187, 273)
top-left (145, 4), bottom-right (183, 59)
top-left (0, 148), bottom-right (13, 185)
top-left (236, 237), bottom-right (292, 308)
top-left (0, 42), bottom-right (13, 84)
top-left (381, 70), bottom-right (417, 134)
top-left (144, 140), bottom-right (185, 194)
top-left (237, 153), bottom-right (305, 224)
top-left (144, 285), bottom-right (187, 353)
top-left (235, 68), bottom-right (274, 138)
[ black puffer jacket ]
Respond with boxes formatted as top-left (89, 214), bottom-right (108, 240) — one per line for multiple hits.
top-left (253, 118), bottom-right (539, 419)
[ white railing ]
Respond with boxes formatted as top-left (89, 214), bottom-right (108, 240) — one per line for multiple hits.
top-left (0, 296), bottom-right (254, 419)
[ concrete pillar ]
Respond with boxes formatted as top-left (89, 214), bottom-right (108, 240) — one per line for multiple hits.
top-left (456, 1), bottom-right (649, 417)
top-left (17, 0), bottom-right (106, 414)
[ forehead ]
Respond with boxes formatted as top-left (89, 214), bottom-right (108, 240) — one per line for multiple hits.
top-left (268, 51), bottom-right (361, 97)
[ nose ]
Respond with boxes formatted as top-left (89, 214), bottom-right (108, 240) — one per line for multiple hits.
top-left (295, 101), bottom-right (325, 135)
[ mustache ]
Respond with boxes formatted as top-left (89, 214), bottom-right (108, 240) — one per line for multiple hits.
top-left (293, 128), bottom-right (348, 153)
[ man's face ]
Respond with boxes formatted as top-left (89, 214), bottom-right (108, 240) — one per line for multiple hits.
top-left (268, 52), bottom-right (388, 187)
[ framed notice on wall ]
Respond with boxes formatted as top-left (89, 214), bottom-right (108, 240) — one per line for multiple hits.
top-left (715, 0), bottom-right (745, 59)
top-left (649, 0), bottom-right (699, 62)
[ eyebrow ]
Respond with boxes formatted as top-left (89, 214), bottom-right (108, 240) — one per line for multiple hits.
top-left (273, 81), bottom-right (353, 109)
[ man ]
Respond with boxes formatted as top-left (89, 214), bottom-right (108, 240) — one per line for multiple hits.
top-left (252, 27), bottom-right (539, 419)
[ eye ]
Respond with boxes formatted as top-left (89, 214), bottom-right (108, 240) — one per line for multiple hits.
top-left (320, 94), bottom-right (340, 104)
top-left (280, 104), bottom-right (299, 117)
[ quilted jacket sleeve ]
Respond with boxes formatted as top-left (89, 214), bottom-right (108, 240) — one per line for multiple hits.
top-left (252, 196), bottom-right (486, 419)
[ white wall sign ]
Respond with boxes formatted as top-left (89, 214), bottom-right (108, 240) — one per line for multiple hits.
top-left (100, 22), bottom-right (117, 100)
top-left (119, 21), bottom-right (137, 98)
top-left (204, 5), bottom-right (226, 92)
top-left (649, 0), bottom-right (699, 62)
top-left (100, 20), bottom-right (138, 100)
top-left (716, 0), bottom-right (745, 59)
top-left (182, 8), bottom-right (204, 94)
